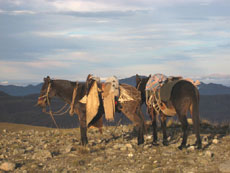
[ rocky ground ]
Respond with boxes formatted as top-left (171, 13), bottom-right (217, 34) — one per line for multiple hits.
top-left (0, 121), bottom-right (230, 173)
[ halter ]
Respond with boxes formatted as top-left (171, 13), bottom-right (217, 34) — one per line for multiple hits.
top-left (38, 82), bottom-right (51, 105)
top-left (38, 80), bottom-right (80, 128)
top-left (38, 81), bottom-right (59, 128)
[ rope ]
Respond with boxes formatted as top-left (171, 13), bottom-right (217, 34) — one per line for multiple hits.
top-left (110, 117), bottom-right (123, 137)
top-left (43, 104), bottom-right (70, 116)
top-left (46, 84), bottom-right (59, 129)
top-left (54, 103), bottom-right (69, 114)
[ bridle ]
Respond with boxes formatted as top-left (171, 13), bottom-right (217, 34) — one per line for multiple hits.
top-left (38, 81), bottom-right (59, 128)
top-left (37, 80), bottom-right (80, 128)
top-left (38, 82), bottom-right (51, 105)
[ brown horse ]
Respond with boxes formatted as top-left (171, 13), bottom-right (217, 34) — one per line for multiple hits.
top-left (136, 74), bottom-right (201, 149)
top-left (37, 76), bottom-right (145, 145)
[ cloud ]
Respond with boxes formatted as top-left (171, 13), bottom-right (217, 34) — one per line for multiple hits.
top-left (0, 0), bottom-right (230, 85)
top-left (0, 81), bottom-right (9, 85)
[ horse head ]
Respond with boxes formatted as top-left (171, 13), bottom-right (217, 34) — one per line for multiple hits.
top-left (37, 76), bottom-right (56, 111)
top-left (136, 74), bottom-right (151, 105)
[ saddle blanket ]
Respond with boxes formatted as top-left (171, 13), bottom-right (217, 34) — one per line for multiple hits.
top-left (146, 74), bottom-right (168, 92)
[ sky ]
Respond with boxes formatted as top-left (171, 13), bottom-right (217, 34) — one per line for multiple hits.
top-left (0, 0), bottom-right (230, 86)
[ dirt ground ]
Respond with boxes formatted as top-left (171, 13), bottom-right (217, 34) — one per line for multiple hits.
top-left (0, 122), bottom-right (230, 172)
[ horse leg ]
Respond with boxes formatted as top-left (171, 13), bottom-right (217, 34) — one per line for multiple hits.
top-left (149, 107), bottom-right (158, 145)
top-left (121, 104), bottom-right (144, 145)
top-left (77, 108), bottom-right (88, 146)
top-left (135, 106), bottom-right (145, 145)
top-left (178, 114), bottom-right (188, 150)
top-left (160, 113), bottom-right (168, 146)
top-left (190, 104), bottom-right (202, 149)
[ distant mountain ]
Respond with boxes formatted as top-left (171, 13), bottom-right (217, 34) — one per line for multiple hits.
top-left (198, 82), bottom-right (230, 95)
top-left (0, 91), bottom-right (9, 97)
top-left (120, 75), bottom-right (230, 95)
top-left (119, 75), bottom-right (137, 86)
top-left (1, 75), bottom-right (230, 96)
top-left (0, 91), bottom-right (229, 128)
top-left (0, 83), bottom-right (42, 96)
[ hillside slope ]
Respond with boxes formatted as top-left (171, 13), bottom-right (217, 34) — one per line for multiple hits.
top-left (0, 122), bottom-right (230, 172)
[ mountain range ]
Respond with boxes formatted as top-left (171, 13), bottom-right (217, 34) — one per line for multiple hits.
top-left (1, 75), bottom-right (230, 96)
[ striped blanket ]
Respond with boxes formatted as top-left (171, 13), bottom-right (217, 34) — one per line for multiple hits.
top-left (146, 74), bottom-right (167, 92)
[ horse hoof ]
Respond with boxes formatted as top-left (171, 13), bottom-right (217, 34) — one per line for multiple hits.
top-left (138, 139), bottom-right (144, 145)
top-left (81, 139), bottom-right (88, 146)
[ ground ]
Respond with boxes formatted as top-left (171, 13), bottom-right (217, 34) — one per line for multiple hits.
top-left (0, 121), bottom-right (230, 173)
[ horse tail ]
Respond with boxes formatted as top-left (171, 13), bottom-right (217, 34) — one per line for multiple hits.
top-left (190, 86), bottom-right (201, 147)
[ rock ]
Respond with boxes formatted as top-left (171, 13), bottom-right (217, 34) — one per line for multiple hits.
top-left (146, 135), bottom-right (152, 140)
top-left (113, 144), bottom-right (122, 150)
top-left (125, 144), bottom-right (133, 149)
top-left (32, 150), bottom-right (52, 161)
top-left (13, 148), bottom-right (25, 155)
top-left (212, 139), bottom-right (219, 144)
top-left (26, 146), bottom-right (34, 151)
top-left (2, 129), bottom-right (7, 133)
top-left (120, 147), bottom-right (127, 151)
top-left (0, 161), bottom-right (16, 171)
top-left (219, 160), bottom-right (230, 173)
top-left (61, 145), bottom-right (73, 154)
top-left (128, 153), bottom-right (134, 157)
top-left (205, 151), bottom-right (214, 158)
top-left (188, 146), bottom-right (195, 151)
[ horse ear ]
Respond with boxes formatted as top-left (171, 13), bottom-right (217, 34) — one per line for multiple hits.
top-left (86, 74), bottom-right (93, 81)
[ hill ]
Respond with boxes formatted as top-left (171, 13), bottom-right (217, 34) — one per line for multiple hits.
top-left (0, 91), bottom-right (9, 97)
top-left (199, 82), bottom-right (230, 95)
top-left (0, 83), bottom-right (42, 96)
top-left (0, 89), bottom-right (230, 128)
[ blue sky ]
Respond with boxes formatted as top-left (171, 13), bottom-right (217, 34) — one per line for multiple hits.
top-left (0, 0), bottom-right (230, 86)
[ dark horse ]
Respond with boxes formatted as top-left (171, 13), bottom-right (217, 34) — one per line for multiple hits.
top-left (37, 76), bottom-right (145, 145)
top-left (136, 74), bottom-right (201, 149)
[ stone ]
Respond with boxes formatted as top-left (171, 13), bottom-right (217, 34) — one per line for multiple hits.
top-left (128, 153), bottom-right (134, 157)
top-left (62, 145), bottom-right (73, 153)
top-left (0, 161), bottom-right (16, 171)
top-left (146, 135), bottom-right (152, 140)
top-left (188, 146), bottom-right (195, 151)
top-left (219, 160), bottom-right (230, 173)
top-left (212, 139), bottom-right (219, 144)
top-left (205, 151), bottom-right (214, 158)
top-left (125, 144), bottom-right (133, 149)
top-left (32, 150), bottom-right (52, 161)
